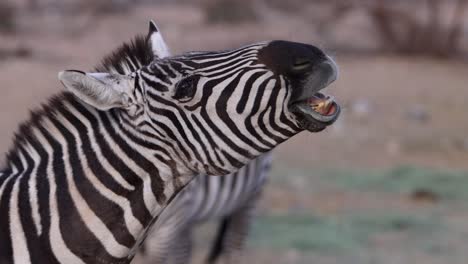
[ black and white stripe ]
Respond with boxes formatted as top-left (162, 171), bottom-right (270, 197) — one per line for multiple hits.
top-left (0, 19), bottom-right (338, 264)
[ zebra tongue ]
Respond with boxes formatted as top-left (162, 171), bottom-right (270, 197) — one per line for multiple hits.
top-left (308, 95), bottom-right (333, 115)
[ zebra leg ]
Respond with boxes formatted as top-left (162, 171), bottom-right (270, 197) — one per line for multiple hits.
top-left (206, 196), bottom-right (259, 264)
top-left (206, 153), bottom-right (272, 264)
top-left (138, 223), bottom-right (176, 264)
top-left (167, 227), bottom-right (194, 264)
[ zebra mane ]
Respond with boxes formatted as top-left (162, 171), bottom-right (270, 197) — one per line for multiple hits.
top-left (4, 93), bottom-right (76, 168)
top-left (94, 35), bottom-right (155, 74)
top-left (2, 35), bottom-right (154, 168)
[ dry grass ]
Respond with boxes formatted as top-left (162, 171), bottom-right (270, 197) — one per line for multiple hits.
top-left (80, 0), bottom-right (134, 15)
top-left (370, 0), bottom-right (468, 57)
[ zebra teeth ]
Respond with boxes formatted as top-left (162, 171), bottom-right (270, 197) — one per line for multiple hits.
top-left (307, 94), bottom-right (336, 116)
top-left (290, 91), bottom-right (341, 131)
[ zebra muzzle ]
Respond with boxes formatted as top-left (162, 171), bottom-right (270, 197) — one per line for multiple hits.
top-left (289, 57), bottom-right (341, 131)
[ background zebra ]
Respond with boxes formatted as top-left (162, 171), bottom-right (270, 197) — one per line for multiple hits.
top-left (0, 19), bottom-right (341, 264)
top-left (137, 153), bottom-right (272, 264)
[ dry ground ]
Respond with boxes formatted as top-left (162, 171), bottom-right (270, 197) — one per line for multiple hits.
top-left (1, 3), bottom-right (468, 264)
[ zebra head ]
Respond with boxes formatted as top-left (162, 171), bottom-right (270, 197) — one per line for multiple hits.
top-left (58, 24), bottom-right (340, 176)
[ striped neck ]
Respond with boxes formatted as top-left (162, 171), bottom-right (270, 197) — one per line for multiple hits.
top-left (0, 92), bottom-right (194, 263)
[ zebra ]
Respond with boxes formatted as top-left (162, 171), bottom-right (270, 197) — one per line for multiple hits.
top-left (0, 20), bottom-right (341, 264)
top-left (107, 22), bottom-right (274, 264)
top-left (73, 20), bottom-right (275, 263)
top-left (91, 21), bottom-right (274, 264)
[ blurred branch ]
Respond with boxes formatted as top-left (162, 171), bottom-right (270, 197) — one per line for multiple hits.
top-left (0, 1), bottom-right (16, 34)
top-left (446, 0), bottom-right (468, 53)
top-left (316, 0), bottom-right (468, 58)
top-left (27, 0), bottom-right (40, 12)
top-left (80, 0), bottom-right (133, 15)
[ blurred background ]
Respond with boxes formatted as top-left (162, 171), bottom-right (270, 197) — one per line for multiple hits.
top-left (1, 0), bottom-right (468, 263)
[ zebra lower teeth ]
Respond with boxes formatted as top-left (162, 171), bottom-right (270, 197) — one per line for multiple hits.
top-left (308, 94), bottom-right (336, 116)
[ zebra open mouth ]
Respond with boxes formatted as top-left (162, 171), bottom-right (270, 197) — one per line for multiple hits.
top-left (288, 57), bottom-right (341, 132)
top-left (298, 92), bottom-right (340, 122)
top-left (291, 92), bottom-right (341, 132)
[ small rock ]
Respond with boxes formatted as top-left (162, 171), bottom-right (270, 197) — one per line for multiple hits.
top-left (405, 105), bottom-right (430, 123)
top-left (350, 99), bottom-right (372, 119)
top-left (0, 46), bottom-right (32, 60)
top-left (409, 188), bottom-right (439, 204)
top-left (453, 138), bottom-right (468, 152)
top-left (386, 139), bottom-right (401, 156)
top-left (14, 47), bottom-right (32, 58)
top-left (285, 249), bottom-right (300, 262)
top-left (462, 138), bottom-right (468, 152)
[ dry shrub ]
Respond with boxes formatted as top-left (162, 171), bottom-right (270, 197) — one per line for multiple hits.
top-left (0, 47), bottom-right (32, 60)
top-left (369, 0), bottom-right (468, 57)
top-left (312, 0), bottom-right (468, 58)
top-left (203, 0), bottom-right (259, 24)
top-left (264, 0), bottom-right (310, 13)
top-left (0, 1), bottom-right (16, 33)
top-left (80, 0), bottom-right (133, 15)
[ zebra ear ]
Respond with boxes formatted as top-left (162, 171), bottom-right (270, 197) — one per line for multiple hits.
top-left (58, 70), bottom-right (136, 111)
top-left (147, 20), bottom-right (171, 58)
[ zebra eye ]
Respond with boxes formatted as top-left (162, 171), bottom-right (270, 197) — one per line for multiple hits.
top-left (173, 75), bottom-right (199, 102)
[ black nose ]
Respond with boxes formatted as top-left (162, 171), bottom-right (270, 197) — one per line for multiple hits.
top-left (258, 40), bottom-right (328, 77)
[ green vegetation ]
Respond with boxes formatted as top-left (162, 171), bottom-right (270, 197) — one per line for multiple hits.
top-left (254, 165), bottom-right (468, 258)
top-left (270, 164), bottom-right (468, 202)
top-left (249, 212), bottom-right (442, 253)
top-left (321, 166), bottom-right (468, 201)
